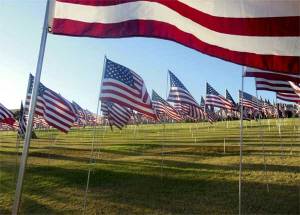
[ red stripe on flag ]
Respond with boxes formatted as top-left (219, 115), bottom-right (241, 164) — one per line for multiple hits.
top-left (52, 19), bottom-right (299, 74)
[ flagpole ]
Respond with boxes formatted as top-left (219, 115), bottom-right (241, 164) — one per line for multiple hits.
top-left (239, 67), bottom-right (245, 215)
top-left (83, 56), bottom-right (107, 213)
top-left (12, 1), bottom-right (50, 214)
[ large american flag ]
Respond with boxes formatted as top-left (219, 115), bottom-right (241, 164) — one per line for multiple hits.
top-left (244, 67), bottom-right (300, 83)
top-left (255, 78), bottom-right (296, 93)
top-left (49, 0), bottom-right (299, 74)
top-left (0, 102), bottom-right (15, 126)
top-left (206, 83), bottom-right (233, 110)
top-left (25, 74), bottom-right (76, 133)
top-left (100, 58), bottom-right (156, 119)
top-left (167, 71), bottom-right (204, 120)
top-left (239, 91), bottom-right (261, 110)
top-left (152, 90), bottom-right (182, 121)
top-left (101, 101), bottom-right (131, 129)
top-left (18, 102), bottom-right (27, 137)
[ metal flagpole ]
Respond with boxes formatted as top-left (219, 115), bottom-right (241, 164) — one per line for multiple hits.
top-left (12, 1), bottom-right (50, 214)
top-left (83, 56), bottom-right (107, 213)
top-left (239, 67), bottom-right (245, 215)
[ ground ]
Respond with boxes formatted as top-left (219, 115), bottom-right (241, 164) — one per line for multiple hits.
top-left (0, 118), bottom-right (299, 214)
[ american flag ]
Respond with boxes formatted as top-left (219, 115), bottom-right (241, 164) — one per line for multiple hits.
top-left (262, 99), bottom-right (275, 117)
top-left (167, 71), bottom-right (204, 120)
top-left (50, 1), bottom-right (299, 74)
top-left (101, 101), bottom-right (131, 129)
top-left (255, 78), bottom-right (295, 93)
top-left (277, 92), bottom-right (300, 103)
top-left (244, 67), bottom-right (300, 83)
top-left (168, 71), bottom-right (198, 106)
top-left (25, 74), bottom-right (76, 133)
top-left (152, 90), bottom-right (182, 121)
top-left (18, 102), bottom-right (27, 137)
top-left (72, 101), bottom-right (87, 124)
top-left (83, 109), bottom-right (97, 125)
top-left (289, 82), bottom-right (300, 97)
top-left (0, 102), bottom-right (15, 126)
top-left (100, 58), bottom-right (156, 119)
top-left (239, 91), bottom-right (261, 110)
top-left (200, 97), bottom-right (218, 123)
top-left (206, 83), bottom-right (233, 110)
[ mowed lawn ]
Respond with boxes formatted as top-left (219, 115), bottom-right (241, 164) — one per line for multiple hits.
top-left (0, 118), bottom-right (299, 214)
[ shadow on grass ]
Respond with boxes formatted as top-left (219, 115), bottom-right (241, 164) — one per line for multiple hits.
top-left (11, 164), bottom-right (299, 214)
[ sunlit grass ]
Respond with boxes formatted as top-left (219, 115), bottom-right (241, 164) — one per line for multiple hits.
top-left (0, 118), bottom-right (299, 214)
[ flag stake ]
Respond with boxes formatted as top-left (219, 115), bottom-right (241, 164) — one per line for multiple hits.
top-left (12, 1), bottom-right (50, 214)
top-left (83, 56), bottom-right (107, 213)
top-left (223, 138), bottom-right (226, 154)
top-left (239, 68), bottom-right (245, 215)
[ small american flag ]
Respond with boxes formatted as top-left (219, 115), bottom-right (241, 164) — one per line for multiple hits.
top-left (101, 101), bottom-right (132, 129)
top-left (167, 71), bottom-right (204, 120)
top-left (18, 102), bottom-right (27, 137)
top-left (25, 74), bottom-right (76, 133)
top-left (100, 58), bottom-right (156, 119)
top-left (167, 71), bottom-right (198, 106)
top-left (239, 91), bottom-right (261, 110)
top-left (206, 83), bottom-right (233, 110)
top-left (0, 102), bottom-right (15, 126)
top-left (152, 90), bottom-right (182, 121)
top-left (72, 101), bottom-right (87, 124)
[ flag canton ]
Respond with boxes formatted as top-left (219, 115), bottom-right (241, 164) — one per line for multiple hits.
top-left (206, 83), bottom-right (220, 96)
top-left (105, 59), bottom-right (134, 87)
top-left (169, 71), bottom-right (187, 90)
top-left (152, 91), bottom-right (168, 105)
top-left (38, 84), bottom-right (47, 96)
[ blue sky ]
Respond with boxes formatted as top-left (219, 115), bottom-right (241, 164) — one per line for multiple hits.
top-left (0, 1), bottom-right (276, 111)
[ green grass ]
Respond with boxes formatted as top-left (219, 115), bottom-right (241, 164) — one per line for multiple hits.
top-left (0, 118), bottom-right (299, 214)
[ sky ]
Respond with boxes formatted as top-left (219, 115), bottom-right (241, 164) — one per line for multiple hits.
top-left (0, 0), bottom-right (277, 112)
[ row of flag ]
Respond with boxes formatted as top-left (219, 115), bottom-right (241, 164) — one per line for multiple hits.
top-left (1, 57), bottom-right (299, 133)
top-left (98, 57), bottom-right (299, 130)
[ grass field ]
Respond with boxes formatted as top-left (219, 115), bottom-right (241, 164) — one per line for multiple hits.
top-left (0, 118), bottom-right (299, 214)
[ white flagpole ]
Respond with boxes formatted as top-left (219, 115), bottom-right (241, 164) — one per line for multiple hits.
top-left (12, 1), bottom-right (50, 214)
top-left (239, 67), bottom-right (245, 215)
top-left (83, 56), bottom-right (107, 213)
